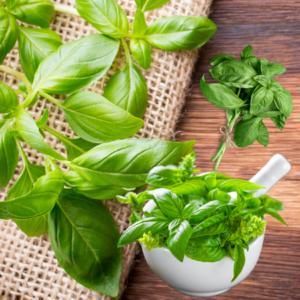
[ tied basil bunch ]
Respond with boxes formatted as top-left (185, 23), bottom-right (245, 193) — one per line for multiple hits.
top-left (200, 45), bottom-right (293, 170)
top-left (118, 151), bottom-right (287, 282)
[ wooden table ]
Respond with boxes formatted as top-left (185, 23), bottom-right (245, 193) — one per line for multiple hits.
top-left (122, 0), bottom-right (300, 299)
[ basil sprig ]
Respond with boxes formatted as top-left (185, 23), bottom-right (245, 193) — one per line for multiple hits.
top-left (118, 152), bottom-right (287, 282)
top-left (200, 45), bottom-right (293, 170)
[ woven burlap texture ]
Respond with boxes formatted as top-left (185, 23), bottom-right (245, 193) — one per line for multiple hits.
top-left (0, 0), bottom-right (213, 299)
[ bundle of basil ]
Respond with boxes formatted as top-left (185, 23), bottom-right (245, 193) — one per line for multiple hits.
top-left (118, 151), bottom-right (287, 282)
top-left (200, 45), bottom-right (293, 170)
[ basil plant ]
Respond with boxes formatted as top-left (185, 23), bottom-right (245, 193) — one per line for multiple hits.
top-left (118, 152), bottom-right (287, 282)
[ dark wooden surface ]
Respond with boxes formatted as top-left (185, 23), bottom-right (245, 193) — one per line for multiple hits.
top-left (122, 0), bottom-right (300, 299)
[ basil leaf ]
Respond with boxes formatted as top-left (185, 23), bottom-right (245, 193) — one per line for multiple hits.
top-left (129, 211), bottom-right (142, 225)
top-left (6, 0), bottom-right (54, 28)
top-left (241, 45), bottom-right (253, 59)
top-left (195, 172), bottom-right (231, 181)
top-left (103, 58), bottom-right (148, 118)
top-left (0, 8), bottom-right (18, 64)
top-left (132, 10), bottom-right (147, 37)
top-left (231, 244), bottom-right (246, 282)
top-left (205, 175), bottom-right (217, 190)
top-left (242, 56), bottom-right (260, 72)
top-left (257, 121), bottom-right (269, 147)
top-left (0, 171), bottom-right (63, 220)
top-left (0, 120), bottom-right (19, 189)
top-left (31, 34), bottom-right (119, 97)
top-left (18, 26), bottom-right (62, 82)
top-left (130, 39), bottom-right (152, 70)
top-left (255, 101), bottom-right (281, 118)
top-left (181, 202), bottom-right (196, 220)
top-left (15, 110), bottom-right (65, 161)
top-left (170, 181), bottom-right (207, 198)
top-left (210, 60), bottom-right (258, 88)
top-left (250, 85), bottom-right (274, 114)
top-left (143, 16), bottom-right (216, 51)
top-left (63, 171), bottom-right (130, 200)
top-left (200, 76), bottom-right (244, 110)
top-left (207, 188), bottom-right (231, 203)
top-left (49, 189), bottom-right (122, 297)
top-left (192, 213), bottom-right (228, 238)
top-left (265, 208), bottom-right (287, 226)
top-left (135, 0), bottom-right (171, 12)
top-left (218, 179), bottom-right (264, 193)
top-left (69, 139), bottom-right (195, 188)
top-left (118, 216), bottom-right (170, 247)
top-left (254, 75), bottom-right (269, 87)
top-left (54, 91), bottom-right (144, 143)
top-left (75, 0), bottom-right (128, 38)
top-left (260, 195), bottom-right (284, 211)
top-left (234, 117), bottom-right (262, 147)
top-left (185, 235), bottom-right (227, 262)
top-left (271, 114), bottom-right (286, 131)
top-left (245, 197), bottom-right (261, 208)
top-left (146, 165), bottom-right (180, 187)
top-left (219, 231), bottom-right (230, 247)
top-left (260, 58), bottom-right (286, 77)
top-left (167, 219), bottom-right (192, 262)
top-left (273, 88), bottom-right (293, 118)
top-left (0, 81), bottom-right (19, 113)
top-left (210, 54), bottom-right (235, 66)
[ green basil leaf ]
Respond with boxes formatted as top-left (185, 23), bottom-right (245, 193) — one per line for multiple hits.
top-left (18, 26), bottom-right (62, 82)
top-left (0, 8), bottom-right (18, 64)
top-left (265, 207), bottom-right (287, 226)
top-left (234, 117), bottom-right (262, 147)
top-left (135, 0), bottom-right (171, 12)
top-left (168, 219), bottom-right (192, 262)
top-left (170, 181), bottom-right (207, 198)
top-left (0, 81), bottom-right (19, 113)
top-left (63, 171), bottom-right (130, 200)
top-left (241, 45), bottom-right (253, 59)
top-left (218, 179), bottom-right (264, 193)
top-left (242, 56), bottom-right (260, 72)
top-left (6, 0), bottom-right (54, 28)
top-left (54, 90), bottom-right (144, 143)
top-left (186, 235), bottom-right (227, 262)
top-left (245, 197), bottom-right (261, 208)
top-left (132, 10), bottom-right (147, 37)
top-left (269, 78), bottom-right (283, 92)
top-left (260, 58), bottom-right (286, 77)
top-left (0, 171), bottom-right (63, 220)
top-left (0, 120), bottom-right (19, 189)
top-left (210, 60), bottom-right (258, 88)
top-left (254, 75), bottom-right (269, 87)
top-left (143, 16), bottom-right (216, 51)
top-left (36, 108), bottom-right (49, 128)
top-left (260, 195), bottom-right (284, 211)
top-left (271, 114), bottom-right (286, 131)
top-left (195, 172), bottom-right (231, 181)
top-left (192, 213), bottom-right (228, 238)
top-left (231, 244), bottom-right (246, 282)
top-left (181, 202), bottom-right (196, 220)
top-left (242, 110), bottom-right (254, 121)
top-left (219, 231), bottom-right (230, 247)
top-left (146, 165), bottom-right (180, 187)
top-left (15, 110), bottom-right (65, 161)
top-left (250, 85), bottom-right (274, 114)
top-left (210, 54), bottom-right (235, 66)
top-left (207, 188), bottom-right (231, 203)
top-left (257, 121), bottom-right (269, 147)
top-left (205, 175), bottom-right (217, 190)
top-left (118, 216), bottom-right (170, 247)
top-left (130, 39), bottom-right (152, 70)
top-left (273, 88), bottom-right (293, 118)
top-left (75, 0), bottom-right (128, 38)
top-left (69, 139), bottom-right (195, 188)
top-left (103, 58), bottom-right (148, 118)
top-left (200, 75), bottom-right (245, 110)
top-left (129, 211), bottom-right (142, 225)
top-left (255, 101), bottom-right (281, 118)
top-left (31, 34), bottom-right (119, 97)
top-left (49, 189), bottom-right (122, 297)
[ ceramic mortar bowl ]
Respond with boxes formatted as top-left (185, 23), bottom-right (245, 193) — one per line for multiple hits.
top-left (141, 154), bottom-right (291, 297)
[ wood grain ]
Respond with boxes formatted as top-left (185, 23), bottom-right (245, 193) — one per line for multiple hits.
top-left (122, 0), bottom-right (300, 299)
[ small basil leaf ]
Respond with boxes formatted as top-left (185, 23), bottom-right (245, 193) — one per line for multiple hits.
top-left (219, 231), bottom-right (230, 247)
top-left (218, 179), bottom-right (264, 193)
top-left (135, 0), bottom-right (171, 12)
top-left (170, 181), bottom-right (207, 198)
top-left (103, 58), bottom-right (148, 118)
top-left (254, 75), bottom-right (269, 87)
top-left (49, 189), bottom-right (122, 297)
top-left (240, 45), bottom-right (253, 59)
top-left (181, 202), bottom-right (197, 220)
top-left (257, 121), bottom-right (269, 147)
top-left (255, 101), bottom-right (281, 118)
top-left (129, 211), bottom-right (142, 225)
top-left (250, 86), bottom-right (274, 114)
top-left (273, 88), bottom-right (293, 118)
top-left (231, 244), bottom-right (246, 282)
top-left (242, 110), bottom-right (254, 121)
top-left (260, 195), bottom-right (284, 211)
top-left (245, 197), bottom-right (261, 208)
top-left (200, 75), bottom-right (245, 110)
top-left (195, 172), bottom-right (231, 181)
top-left (265, 208), bottom-right (287, 226)
top-left (210, 54), bottom-right (235, 66)
top-left (36, 109), bottom-right (49, 128)
top-left (205, 175), bottom-right (217, 191)
top-left (260, 58), bottom-right (286, 77)
top-left (269, 78), bottom-right (283, 92)
top-left (132, 10), bottom-right (147, 37)
top-left (242, 56), bottom-right (260, 72)
top-left (130, 39), bottom-right (152, 70)
top-left (234, 117), bottom-right (262, 147)
top-left (168, 219), bottom-right (192, 262)
top-left (271, 114), bottom-right (286, 131)
top-left (207, 188), bottom-right (231, 203)
top-left (143, 16), bottom-right (216, 51)
top-left (75, 0), bottom-right (129, 38)
top-left (146, 165), bottom-right (180, 187)
top-left (0, 81), bottom-right (19, 113)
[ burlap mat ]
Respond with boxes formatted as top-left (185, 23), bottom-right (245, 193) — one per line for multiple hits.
top-left (0, 0), bottom-right (213, 299)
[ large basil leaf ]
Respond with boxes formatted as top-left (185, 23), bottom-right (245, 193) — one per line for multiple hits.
top-left (0, 171), bottom-right (63, 220)
top-left (250, 86), bottom-right (274, 114)
top-left (0, 81), bottom-right (19, 113)
top-left (210, 60), bottom-right (257, 88)
top-left (130, 39), bottom-right (152, 70)
top-left (53, 91), bottom-right (144, 143)
top-left (185, 235), bottom-right (227, 262)
top-left (75, 0), bottom-right (128, 38)
top-left (15, 110), bottom-right (65, 161)
top-left (257, 121), bottom-right (269, 147)
top-left (31, 34), bottom-right (119, 97)
top-left (69, 139), bottom-right (195, 188)
top-left (0, 120), bottom-right (19, 189)
top-left (260, 58), bottom-right (286, 77)
top-left (18, 26), bottom-right (62, 82)
top-left (132, 10), bottom-right (147, 37)
top-left (234, 117), bottom-right (262, 147)
top-left (143, 16), bottom-right (216, 51)
top-left (231, 244), bottom-right (246, 282)
top-left (200, 76), bottom-right (244, 110)
top-left (170, 181), bottom-right (207, 198)
top-left (265, 208), bottom-right (287, 226)
top-left (63, 171), bottom-right (130, 200)
top-left (135, 0), bottom-right (170, 12)
top-left (118, 216), bottom-right (170, 247)
top-left (218, 179), bottom-right (264, 193)
top-left (49, 189), bottom-right (122, 297)
top-left (273, 88), bottom-right (293, 118)
top-left (103, 59), bottom-right (148, 118)
top-left (0, 8), bottom-right (18, 64)
top-left (168, 219), bottom-right (192, 262)
top-left (255, 102), bottom-right (281, 118)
